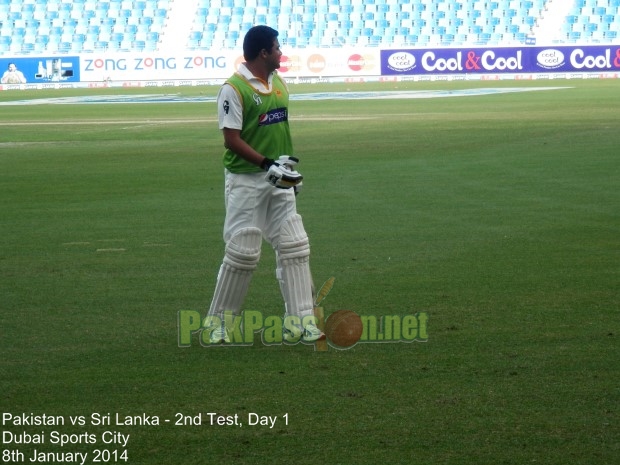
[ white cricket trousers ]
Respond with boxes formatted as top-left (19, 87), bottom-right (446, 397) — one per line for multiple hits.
top-left (209, 170), bottom-right (315, 321)
top-left (223, 170), bottom-right (299, 247)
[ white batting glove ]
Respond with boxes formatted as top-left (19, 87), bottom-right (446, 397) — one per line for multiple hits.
top-left (278, 156), bottom-right (303, 194)
top-left (276, 155), bottom-right (299, 170)
top-left (262, 156), bottom-right (303, 189)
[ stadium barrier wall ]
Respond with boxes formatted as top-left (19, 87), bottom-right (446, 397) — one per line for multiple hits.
top-left (1, 44), bottom-right (619, 90)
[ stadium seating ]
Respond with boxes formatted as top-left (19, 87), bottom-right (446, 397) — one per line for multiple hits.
top-left (0, 0), bottom-right (618, 55)
top-left (184, 0), bottom-right (620, 50)
top-left (0, 0), bottom-right (168, 53)
top-left (562, 0), bottom-right (620, 43)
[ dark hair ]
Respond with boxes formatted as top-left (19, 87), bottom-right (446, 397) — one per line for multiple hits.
top-left (243, 25), bottom-right (279, 61)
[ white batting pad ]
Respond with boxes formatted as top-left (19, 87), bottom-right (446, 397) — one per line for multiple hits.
top-left (276, 214), bottom-right (314, 320)
top-left (207, 227), bottom-right (262, 318)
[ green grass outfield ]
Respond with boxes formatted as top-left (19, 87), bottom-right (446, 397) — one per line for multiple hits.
top-left (0, 79), bottom-right (618, 464)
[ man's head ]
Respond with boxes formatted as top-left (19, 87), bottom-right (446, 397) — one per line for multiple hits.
top-left (8, 63), bottom-right (17, 72)
top-left (243, 25), bottom-right (281, 68)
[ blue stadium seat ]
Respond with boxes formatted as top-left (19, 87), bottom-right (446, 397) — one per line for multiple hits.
top-left (58, 41), bottom-right (73, 52)
top-left (515, 32), bottom-right (527, 42)
top-left (34, 34), bottom-right (49, 51)
top-left (97, 2), bottom-right (111, 11)
top-left (22, 3), bottom-right (35, 16)
top-left (601, 13), bottom-right (615, 23)
top-left (82, 9), bottom-right (96, 21)
top-left (21, 43), bottom-right (35, 53)
top-left (13, 26), bottom-right (26, 38)
top-left (479, 32), bottom-right (492, 43)
top-left (119, 9), bottom-right (132, 20)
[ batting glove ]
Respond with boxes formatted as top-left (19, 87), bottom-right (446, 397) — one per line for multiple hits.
top-left (276, 155), bottom-right (299, 169)
top-left (261, 156), bottom-right (303, 189)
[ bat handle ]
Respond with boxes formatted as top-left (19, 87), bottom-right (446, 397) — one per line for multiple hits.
top-left (313, 306), bottom-right (328, 352)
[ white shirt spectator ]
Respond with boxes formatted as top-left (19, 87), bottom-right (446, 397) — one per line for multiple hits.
top-left (1, 63), bottom-right (27, 84)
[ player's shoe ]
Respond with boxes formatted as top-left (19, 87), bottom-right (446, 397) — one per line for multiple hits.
top-left (301, 322), bottom-right (326, 343)
top-left (209, 325), bottom-right (230, 344)
top-left (282, 321), bottom-right (325, 344)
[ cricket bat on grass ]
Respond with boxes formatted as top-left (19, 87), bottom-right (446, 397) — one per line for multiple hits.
top-left (313, 277), bottom-right (335, 352)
